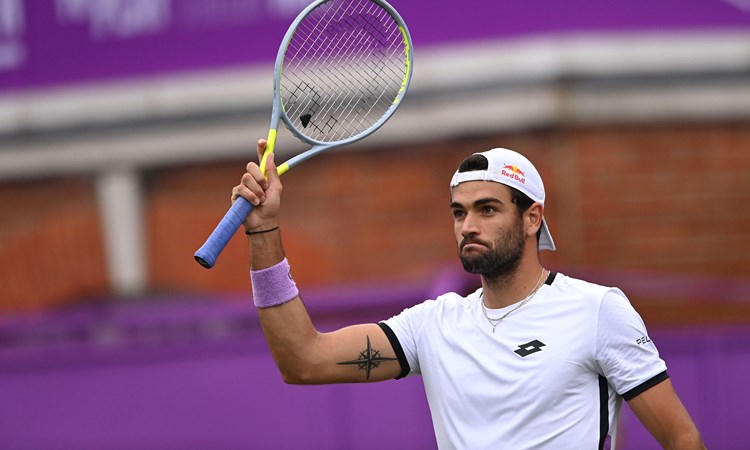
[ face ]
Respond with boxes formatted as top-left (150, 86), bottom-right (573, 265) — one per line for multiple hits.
top-left (450, 181), bottom-right (527, 279)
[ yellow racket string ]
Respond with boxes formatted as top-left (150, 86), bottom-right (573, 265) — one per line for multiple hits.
top-left (396, 26), bottom-right (411, 103)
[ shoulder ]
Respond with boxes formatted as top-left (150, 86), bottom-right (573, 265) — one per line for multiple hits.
top-left (399, 288), bottom-right (478, 317)
top-left (552, 272), bottom-right (611, 293)
top-left (550, 272), bottom-right (626, 304)
top-left (380, 289), bottom-right (478, 350)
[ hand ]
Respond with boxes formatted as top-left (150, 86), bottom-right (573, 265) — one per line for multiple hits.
top-left (231, 139), bottom-right (283, 232)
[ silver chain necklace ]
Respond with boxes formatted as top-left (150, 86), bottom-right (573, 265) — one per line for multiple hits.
top-left (480, 268), bottom-right (547, 334)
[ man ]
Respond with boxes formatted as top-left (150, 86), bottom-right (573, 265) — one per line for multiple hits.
top-left (234, 140), bottom-right (705, 449)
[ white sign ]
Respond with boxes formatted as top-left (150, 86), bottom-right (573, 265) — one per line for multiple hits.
top-left (56, 0), bottom-right (171, 40)
top-left (0, 0), bottom-right (25, 71)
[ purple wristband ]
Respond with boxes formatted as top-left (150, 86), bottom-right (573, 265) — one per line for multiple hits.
top-left (250, 258), bottom-right (299, 308)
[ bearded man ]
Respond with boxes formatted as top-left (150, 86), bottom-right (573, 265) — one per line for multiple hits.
top-left (233, 143), bottom-right (704, 450)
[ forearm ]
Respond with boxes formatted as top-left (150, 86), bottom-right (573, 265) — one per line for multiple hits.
top-left (258, 298), bottom-right (323, 384)
top-left (249, 230), bottom-right (321, 383)
top-left (248, 225), bottom-right (284, 270)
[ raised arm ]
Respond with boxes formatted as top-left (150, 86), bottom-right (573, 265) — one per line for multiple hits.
top-left (627, 378), bottom-right (705, 449)
top-left (233, 140), bottom-right (403, 384)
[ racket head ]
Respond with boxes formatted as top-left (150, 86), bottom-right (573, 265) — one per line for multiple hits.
top-left (272, 0), bottom-right (413, 152)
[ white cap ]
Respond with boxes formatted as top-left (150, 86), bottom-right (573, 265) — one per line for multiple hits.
top-left (450, 148), bottom-right (556, 251)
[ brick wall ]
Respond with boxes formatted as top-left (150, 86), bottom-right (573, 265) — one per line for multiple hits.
top-left (0, 177), bottom-right (108, 311)
top-left (2, 121), bottom-right (749, 321)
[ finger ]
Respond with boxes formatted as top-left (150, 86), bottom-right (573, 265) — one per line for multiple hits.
top-left (245, 162), bottom-right (269, 190)
top-left (234, 181), bottom-right (265, 206)
top-left (231, 185), bottom-right (257, 204)
top-left (240, 173), bottom-right (266, 205)
top-left (257, 139), bottom-right (267, 163)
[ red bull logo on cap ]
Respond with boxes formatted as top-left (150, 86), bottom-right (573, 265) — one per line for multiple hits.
top-left (502, 164), bottom-right (526, 184)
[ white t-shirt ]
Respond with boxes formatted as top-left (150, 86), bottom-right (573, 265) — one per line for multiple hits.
top-left (380, 272), bottom-right (667, 450)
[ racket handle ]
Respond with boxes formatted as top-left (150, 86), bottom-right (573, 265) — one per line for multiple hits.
top-left (194, 197), bottom-right (255, 269)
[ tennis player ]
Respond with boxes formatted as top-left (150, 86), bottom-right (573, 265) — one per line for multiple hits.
top-left (234, 140), bottom-right (705, 449)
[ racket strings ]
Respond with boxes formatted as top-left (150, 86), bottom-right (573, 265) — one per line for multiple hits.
top-left (281, 0), bottom-right (408, 143)
top-left (305, 2), bottom-right (403, 116)
top-left (287, 2), bottom-right (397, 124)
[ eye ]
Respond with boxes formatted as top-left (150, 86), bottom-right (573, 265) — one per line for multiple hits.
top-left (481, 205), bottom-right (497, 215)
top-left (452, 209), bottom-right (465, 219)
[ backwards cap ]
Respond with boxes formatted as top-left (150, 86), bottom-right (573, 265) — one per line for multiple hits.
top-left (450, 148), bottom-right (556, 251)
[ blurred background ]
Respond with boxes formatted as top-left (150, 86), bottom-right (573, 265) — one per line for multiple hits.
top-left (1, 0), bottom-right (749, 448)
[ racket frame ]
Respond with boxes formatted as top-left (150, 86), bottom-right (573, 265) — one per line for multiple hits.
top-left (261, 0), bottom-right (413, 176)
top-left (195, 0), bottom-right (413, 269)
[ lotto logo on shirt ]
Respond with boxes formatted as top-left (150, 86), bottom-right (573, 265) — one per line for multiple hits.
top-left (502, 165), bottom-right (526, 184)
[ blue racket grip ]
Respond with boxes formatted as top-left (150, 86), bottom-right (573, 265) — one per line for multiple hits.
top-left (194, 197), bottom-right (255, 269)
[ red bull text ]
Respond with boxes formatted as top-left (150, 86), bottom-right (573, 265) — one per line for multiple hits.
top-left (502, 164), bottom-right (526, 184)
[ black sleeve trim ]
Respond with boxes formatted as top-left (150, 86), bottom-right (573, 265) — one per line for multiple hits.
top-left (377, 322), bottom-right (410, 379)
top-left (598, 376), bottom-right (609, 450)
top-left (622, 370), bottom-right (670, 401)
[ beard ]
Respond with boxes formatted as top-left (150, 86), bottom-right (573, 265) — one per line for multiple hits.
top-left (459, 217), bottom-right (525, 279)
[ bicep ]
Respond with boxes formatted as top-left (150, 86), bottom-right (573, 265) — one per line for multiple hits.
top-left (311, 323), bottom-right (403, 383)
top-left (627, 379), bottom-right (705, 449)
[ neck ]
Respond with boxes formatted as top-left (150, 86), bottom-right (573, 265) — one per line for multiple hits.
top-left (481, 257), bottom-right (545, 309)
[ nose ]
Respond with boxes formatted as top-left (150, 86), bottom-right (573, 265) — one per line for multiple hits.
top-left (461, 211), bottom-right (480, 237)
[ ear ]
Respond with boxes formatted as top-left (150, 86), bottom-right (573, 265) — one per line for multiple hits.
top-left (525, 203), bottom-right (543, 238)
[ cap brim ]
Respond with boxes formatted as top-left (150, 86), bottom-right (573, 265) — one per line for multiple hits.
top-left (539, 218), bottom-right (556, 251)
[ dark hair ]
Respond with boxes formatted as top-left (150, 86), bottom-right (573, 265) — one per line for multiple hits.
top-left (457, 154), bottom-right (542, 240)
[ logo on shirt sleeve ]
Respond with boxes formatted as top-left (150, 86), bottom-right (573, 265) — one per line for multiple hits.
top-left (636, 335), bottom-right (652, 345)
top-left (514, 339), bottom-right (546, 357)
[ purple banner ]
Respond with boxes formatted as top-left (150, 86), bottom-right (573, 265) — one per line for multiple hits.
top-left (1, 0), bottom-right (749, 93)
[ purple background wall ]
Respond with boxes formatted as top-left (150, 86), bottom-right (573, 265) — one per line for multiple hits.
top-left (2, 0), bottom-right (749, 93)
top-left (1, 269), bottom-right (748, 449)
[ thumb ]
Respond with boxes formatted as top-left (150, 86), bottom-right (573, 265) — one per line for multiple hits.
top-left (265, 152), bottom-right (281, 184)
top-left (257, 139), bottom-right (268, 165)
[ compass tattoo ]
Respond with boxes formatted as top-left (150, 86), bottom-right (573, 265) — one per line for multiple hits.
top-left (337, 335), bottom-right (397, 381)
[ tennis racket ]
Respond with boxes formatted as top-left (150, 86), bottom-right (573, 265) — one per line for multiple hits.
top-left (194, 0), bottom-right (413, 269)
